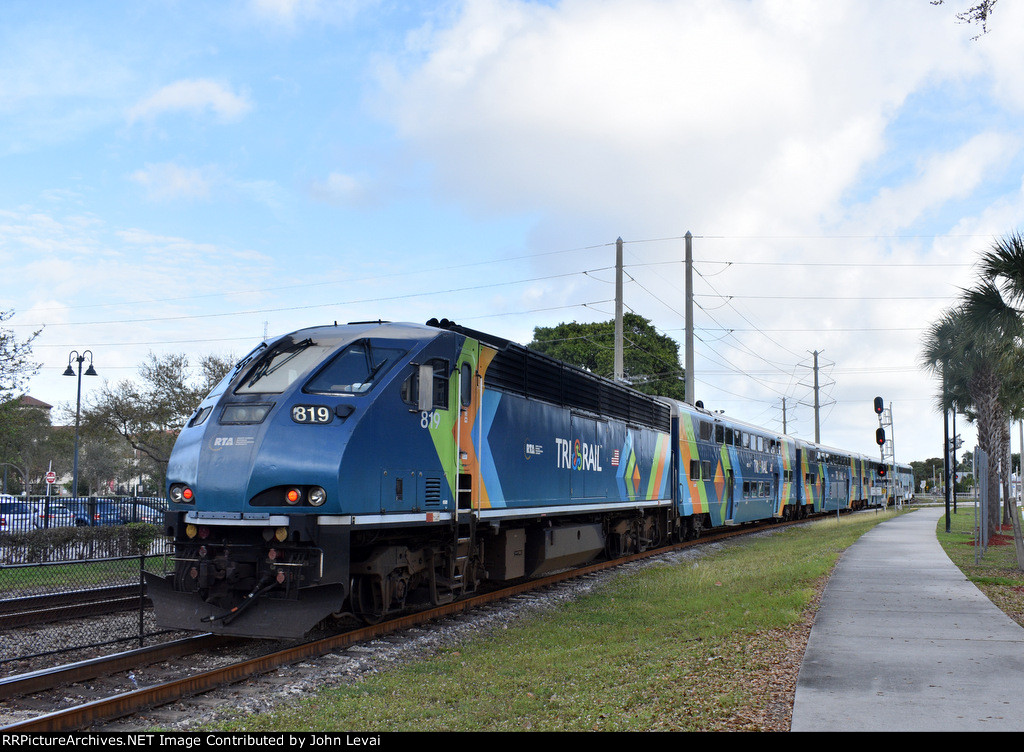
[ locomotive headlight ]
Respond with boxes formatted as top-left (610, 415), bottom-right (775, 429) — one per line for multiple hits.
top-left (170, 484), bottom-right (194, 504)
top-left (285, 488), bottom-right (302, 505)
top-left (308, 486), bottom-right (327, 507)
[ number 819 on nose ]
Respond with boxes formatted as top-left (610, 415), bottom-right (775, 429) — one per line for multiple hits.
top-left (292, 405), bottom-right (333, 424)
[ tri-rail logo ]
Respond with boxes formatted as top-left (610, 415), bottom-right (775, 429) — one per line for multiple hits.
top-left (555, 437), bottom-right (603, 471)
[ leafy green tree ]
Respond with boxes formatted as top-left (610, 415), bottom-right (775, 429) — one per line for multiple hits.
top-left (0, 309), bottom-right (40, 399)
top-left (920, 304), bottom-right (1014, 536)
top-left (77, 435), bottom-right (133, 497)
top-left (77, 352), bottom-right (235, 490)
top-left (529, 313), bottom-right (685, 400)
top-left (922, 232), bottom-right (1024, 538)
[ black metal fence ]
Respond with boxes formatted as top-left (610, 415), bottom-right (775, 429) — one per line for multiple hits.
top-left (0, 501), bottom-right (179, 674)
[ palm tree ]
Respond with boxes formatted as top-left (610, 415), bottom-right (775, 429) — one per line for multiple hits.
top-left (920, 292), bottom-right (1021, 537)
top-left (925, 232), bottom-right (1024, 537)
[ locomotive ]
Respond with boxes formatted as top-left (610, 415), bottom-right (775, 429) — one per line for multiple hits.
top-left (146, 318), bottom-right (909, 639)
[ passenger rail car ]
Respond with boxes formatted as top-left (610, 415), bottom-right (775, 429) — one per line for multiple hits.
top-left (147, 319), bottom-right (891, 639)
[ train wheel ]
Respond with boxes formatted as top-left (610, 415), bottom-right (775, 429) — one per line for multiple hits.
top-left (605, 532), bottom-right (628, 559)
top-left (351, 575), bottom-right (386, 623)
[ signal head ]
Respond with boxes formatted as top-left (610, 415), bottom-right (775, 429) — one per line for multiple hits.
top-left (873, 396), bottom-right (884, 415)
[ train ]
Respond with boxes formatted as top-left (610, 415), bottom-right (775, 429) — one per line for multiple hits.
top-left (146, 318), bottom-right (913, 639)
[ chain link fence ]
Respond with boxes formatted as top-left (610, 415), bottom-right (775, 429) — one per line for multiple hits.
top-left (0, 496), bottom-right (180, 674)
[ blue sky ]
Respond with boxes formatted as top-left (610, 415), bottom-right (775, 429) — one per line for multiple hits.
top-left (4, 0), bottom-right (1024, 466)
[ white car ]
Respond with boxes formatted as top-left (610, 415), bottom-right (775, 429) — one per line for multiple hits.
top-left (0, 498), bottom-right (38, 534)
top-left (32, 501), bottom-right (76, 528)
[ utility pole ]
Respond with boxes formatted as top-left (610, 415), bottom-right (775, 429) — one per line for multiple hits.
top-left (685, 231), bottom-right (694, 405)
top-left (944, 402), bottom-right (951, 532)
top-left (812, 350), bottom-right (821, 444)
top-left (614, 237), bottom-right (624, 382)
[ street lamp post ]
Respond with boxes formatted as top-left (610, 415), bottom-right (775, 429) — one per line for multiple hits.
top-left (63, 350), bottom-right (97, 499)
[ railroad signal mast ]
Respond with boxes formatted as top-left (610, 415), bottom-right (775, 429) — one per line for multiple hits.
top-left (874, 396), bottom-right (899, 508)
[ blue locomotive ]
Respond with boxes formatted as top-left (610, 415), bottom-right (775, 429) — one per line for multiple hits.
top-left (146, 319), bottom-right (903, 639)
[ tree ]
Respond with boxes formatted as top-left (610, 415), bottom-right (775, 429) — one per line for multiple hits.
top-left (78, 352), bottom-right (235, 490)
top-left (528, 313), bottom-right (685, 400)
top-left (77, 435), bottom-right (132, 497)
top-left (922, 232), bottom-right (1024, 543)
top-left (0, 397), bottom-right (69, 495)
top-left (0, 309), bottom-right (41, 399)
top-left (920, 303), bottom-right (1014, 537)
top-left (931, 0), bottom-right (999, 36)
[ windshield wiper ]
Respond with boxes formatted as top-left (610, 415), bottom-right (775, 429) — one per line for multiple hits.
top-left (243, 338), bottom-right (314, 390)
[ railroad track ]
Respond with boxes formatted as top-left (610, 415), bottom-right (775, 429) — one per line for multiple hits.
top-left (0, 517), bottom-right (811, 732)
top-left (0, 585), bottom-right (148, 630)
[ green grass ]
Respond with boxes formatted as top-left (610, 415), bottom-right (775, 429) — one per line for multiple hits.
top-left (936, 502), bottom-right (1024, 624)
top-left (211, 510), bottom-right (901, 733)
top-left (0, 524), bottom-right (164, 592)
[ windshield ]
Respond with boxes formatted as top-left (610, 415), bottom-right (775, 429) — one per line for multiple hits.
top-left (305, 340), bottom-right (408, 394)
top-left (235, 338), bottom-right (338, 395)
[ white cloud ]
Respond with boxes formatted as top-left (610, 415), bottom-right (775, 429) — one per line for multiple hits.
top-left (310, 172), bottom-right (367, 206)
top-left (376, 0), bottom-right (976, 233)
top-left (247, 0), bottom-right (374, 29)
top-left (129, 163), bottom-right (214, 201)
top-left (850, 132), bottom-right (1022, 233)
top-left (127, 79), bottom-right (252, 124)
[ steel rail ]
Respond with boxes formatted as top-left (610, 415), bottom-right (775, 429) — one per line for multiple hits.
top-left (0, 634), bottom-right (233, 701)
top-left (0, 585), bottom-right (141, 615)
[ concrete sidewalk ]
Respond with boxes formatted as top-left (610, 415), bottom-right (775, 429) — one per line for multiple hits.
top-left (791, 507), bottom-right (1024, 732)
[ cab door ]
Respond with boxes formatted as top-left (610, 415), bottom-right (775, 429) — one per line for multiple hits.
top-left (455, 340), bottom-right (497, 512)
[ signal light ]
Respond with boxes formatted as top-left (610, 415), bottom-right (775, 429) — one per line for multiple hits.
top-left (878, 466), bottom-right (888, 478)
top-left (876, 427), bottom-right (886, 446)
top-left (874, 396), bottom-right (884, 415)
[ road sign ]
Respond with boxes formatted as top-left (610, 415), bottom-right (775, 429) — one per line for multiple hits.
top-left (45, 471), bottom-right (56, 485)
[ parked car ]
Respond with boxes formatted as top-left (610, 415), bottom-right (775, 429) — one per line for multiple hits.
top-left (31, 501), bottom-right (76, 529)
top-left (64, 499), bottom-right (129, 527)
top-left (120, 501), bottom-right (164, 524)
top-left (0, 498), bottom-right (38, 533)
